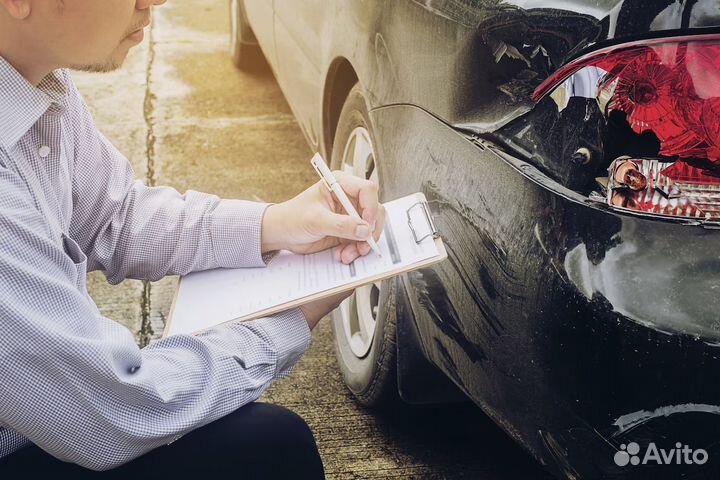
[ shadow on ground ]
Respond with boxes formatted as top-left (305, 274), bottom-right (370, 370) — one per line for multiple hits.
top-left (346, 401), bottom-right (550, 479)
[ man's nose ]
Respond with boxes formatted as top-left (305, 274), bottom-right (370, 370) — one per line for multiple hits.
top-left (136, 0), bottom-right (167, 10)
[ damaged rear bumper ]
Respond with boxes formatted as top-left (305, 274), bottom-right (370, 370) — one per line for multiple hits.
top-left (370, 103), bottom-right (720, 479)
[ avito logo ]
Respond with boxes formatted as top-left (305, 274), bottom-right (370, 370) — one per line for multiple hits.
top-left (614, 442), bottom-right (709, 467)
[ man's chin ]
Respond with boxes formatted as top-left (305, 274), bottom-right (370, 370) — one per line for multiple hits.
top-left (70, 60), bottom-right (124, 74)
top-left (70, 49), bottom-right (129, 74)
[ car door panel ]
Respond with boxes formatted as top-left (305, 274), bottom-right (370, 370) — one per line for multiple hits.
top-left (273, 0), bottom-right (328, 150)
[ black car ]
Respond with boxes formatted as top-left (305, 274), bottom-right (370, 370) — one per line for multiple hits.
top-left (230, 1), bottom-right (720, 478)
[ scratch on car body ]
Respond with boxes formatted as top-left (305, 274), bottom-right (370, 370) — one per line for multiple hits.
top-left (612, 403), bottom-right (720, 436)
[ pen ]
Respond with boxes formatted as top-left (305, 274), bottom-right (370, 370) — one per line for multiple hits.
top-left (310, 153), bottom-right (382, 257)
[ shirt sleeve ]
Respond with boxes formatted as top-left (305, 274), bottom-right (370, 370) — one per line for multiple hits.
top-left (0, 165), bottom-right (311, 471)
top-left (66, 79), bottom-right (274, 283)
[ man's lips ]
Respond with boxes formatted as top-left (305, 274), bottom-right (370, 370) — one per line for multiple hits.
top-left (127, 19), bottom-right (151, 37)
top-left (125, 19), bottom-right (150, 41)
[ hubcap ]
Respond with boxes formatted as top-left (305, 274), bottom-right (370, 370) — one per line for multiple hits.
top-left (230, 0), bottom-right (239, 56)
top-left (339, 127), bottom-right (382, 358)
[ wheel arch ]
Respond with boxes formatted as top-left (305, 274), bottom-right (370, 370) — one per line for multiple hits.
top-left (325, 72), bottom-right (468, 405)
top-left (322, 57), bottom-right (359, 160)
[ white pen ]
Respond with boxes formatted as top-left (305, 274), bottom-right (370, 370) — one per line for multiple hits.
top-left (310, 153), bottom-right (382, 257)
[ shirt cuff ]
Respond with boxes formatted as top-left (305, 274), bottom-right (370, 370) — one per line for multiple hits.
top-left (210, 199), bottom-right (276, 268)
top-left (251, 307), bottom-right (312, 378)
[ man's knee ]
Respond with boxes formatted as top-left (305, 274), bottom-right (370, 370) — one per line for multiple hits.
top-left (124, 402), bottom-right (325, 478)
top-left (238, 402), bottom-right (318, 448)
top-left (230, 403), bottom-right (324, 478)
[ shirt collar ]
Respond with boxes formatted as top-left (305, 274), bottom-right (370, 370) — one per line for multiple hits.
top-left (0, 55), bottom-right (70, 148)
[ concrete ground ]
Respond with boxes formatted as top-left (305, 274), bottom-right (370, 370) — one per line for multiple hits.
top-left (76, 2), bottom-right (550, 478)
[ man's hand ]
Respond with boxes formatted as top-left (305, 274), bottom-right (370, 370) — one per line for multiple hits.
top-left (299, 289), bottom-right (353, 330)
top-left (261, 171), bottom-right (386, 265)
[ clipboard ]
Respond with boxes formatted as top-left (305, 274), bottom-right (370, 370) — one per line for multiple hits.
top-left (163, 192), bottom-right (447, 337)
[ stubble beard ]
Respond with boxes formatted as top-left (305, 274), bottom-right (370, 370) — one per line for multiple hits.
top-left (70, 25), bottom-right (141, 74)
top-left (71, 58), bottom-right (123, 73)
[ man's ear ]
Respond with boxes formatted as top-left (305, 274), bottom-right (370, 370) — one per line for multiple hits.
top-left (0, 0), bottom-right (32, 20)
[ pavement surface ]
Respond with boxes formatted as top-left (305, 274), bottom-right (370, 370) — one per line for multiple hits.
top-left (76, 2), bottom-right (551, 479)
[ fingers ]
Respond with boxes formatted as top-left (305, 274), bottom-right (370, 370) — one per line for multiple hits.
top-left (328, 201), bottom-right (384, 264)
top-left (313, 171), bottom-right (384, 263)
top-left (359, 203), bottom-right (386, 254)
top-left (337, 242), bottom-right (361, 264)
top-left (335, 238), bottom-right (383, 264)
top-left (318, 210), bottom-right (372, 242)
top-left (333, 171), bottom-right (381, 225)
top-left (317, 181), bottom-right (336, 210)
top-left (359, 185), bottom-right (380, 226)
top-left (372, 203), bottom-right (386, 242)
top-left (358, 242), bottom-right (371, 256)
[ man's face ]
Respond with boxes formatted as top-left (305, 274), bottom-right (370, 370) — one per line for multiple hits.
top-left (29, 0), bottom-right (160, 73)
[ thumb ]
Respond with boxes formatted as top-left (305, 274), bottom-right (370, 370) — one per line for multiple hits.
top-left (318, 211), bottom-right (370, 241)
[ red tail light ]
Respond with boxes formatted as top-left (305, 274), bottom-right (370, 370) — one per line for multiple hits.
top-left (533, 35), bottom-right (720, 220)
top-left (606, 158), bottom-right (720, 220)
top-left (534, 35), bottom-right (720, 163)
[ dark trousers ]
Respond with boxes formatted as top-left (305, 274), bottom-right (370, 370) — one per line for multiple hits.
top-left (0, 402), bottom-right (325, 479)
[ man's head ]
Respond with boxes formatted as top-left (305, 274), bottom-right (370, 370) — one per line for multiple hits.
top-left (0, 0), bottom-right (166, 85)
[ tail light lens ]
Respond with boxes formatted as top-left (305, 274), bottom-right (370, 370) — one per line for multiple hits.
top-left (606, 157), bottom-right (720, 220)
top-left (533, 35), bottom-right (720, 220)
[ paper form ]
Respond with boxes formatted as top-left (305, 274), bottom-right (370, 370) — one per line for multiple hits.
top-left (166, 193), bottom-right (441, 336)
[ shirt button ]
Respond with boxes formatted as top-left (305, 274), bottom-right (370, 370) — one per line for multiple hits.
top-left (38, 146), bottom-right (51, 158)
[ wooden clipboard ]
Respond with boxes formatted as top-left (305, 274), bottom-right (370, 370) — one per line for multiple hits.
top-left (163, 192), bottom-right (447, 337)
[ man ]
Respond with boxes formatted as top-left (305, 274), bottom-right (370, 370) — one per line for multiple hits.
top-left (0, 0), bottom-right (385, 477)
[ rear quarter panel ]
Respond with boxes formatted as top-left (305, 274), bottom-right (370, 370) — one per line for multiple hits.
top-left (372, 103), bottom-right (720, 479)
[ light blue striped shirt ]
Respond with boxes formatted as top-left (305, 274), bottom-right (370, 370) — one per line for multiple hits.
top-left (0, 56), bottom-right (311, 471)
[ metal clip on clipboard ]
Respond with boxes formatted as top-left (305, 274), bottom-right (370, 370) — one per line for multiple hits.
top-left (406, 201), bottom-right (440, 244)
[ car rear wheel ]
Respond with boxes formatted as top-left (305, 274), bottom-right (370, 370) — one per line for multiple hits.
top-left (330, 84), bottom-right (399, 407)
top-left (229, 0), bottom-right (266, 71)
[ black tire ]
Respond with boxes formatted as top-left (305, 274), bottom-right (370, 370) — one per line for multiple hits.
top-left (330, 84), bottom-right (399, 408)
top-left (229, 0), bottom-right (267, 72)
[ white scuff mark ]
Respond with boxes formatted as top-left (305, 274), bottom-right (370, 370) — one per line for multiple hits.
top-left (550, 86), bottom-right (570, 113)
top-left (534, 224), bottom-right (565, 279)
top-left (531, 44), bottom-right (548, 58)
top-left (613, 403), bottom-right (720, 436)
top-left (416, 0), bottom-right (478, 27)
top-left (511, 0), bottom-right (623, 20)
top-left (529, 44), bottom-right (552, 70)
top-left (650, 1), bottom-right (684, 30)
top-left (563, 243), bottom-right (593, 299)
top-left (493, 41), bottom-right (531, 67)
top-left (547, 66), bottom-right (606, 112)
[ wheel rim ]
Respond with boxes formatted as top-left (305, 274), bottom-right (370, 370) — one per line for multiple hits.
top-left (230, 0), bottom-right (239, 57)
top-left (339, 127), bottom-right (382, 359)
